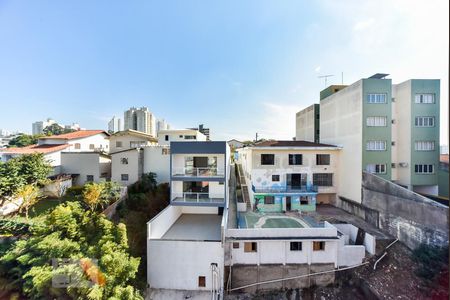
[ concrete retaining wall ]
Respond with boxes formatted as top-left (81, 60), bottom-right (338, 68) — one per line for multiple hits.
top-left (229, 263), bottom-right (335, 293)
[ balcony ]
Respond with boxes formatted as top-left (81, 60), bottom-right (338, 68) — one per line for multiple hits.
top-left (172, 192), bottom-right (225, 204)
top-left (172, 167), bottom-right (225, 178)
top-left (252, 185), bottom-right (318, 194)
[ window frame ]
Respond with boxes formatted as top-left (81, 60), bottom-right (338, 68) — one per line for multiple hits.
top-left (272, 175), bottom-right (280, 182)
top-left (367, 93), bottom-right (387, 104)
top-left (415, 93), bottom-right (435, 104)
top-left (198, 276), bottom-right (206, 287)
top-left (264, 196), bottom-right (275, 204)
top-left (366, 116), bottom-right (387, 127)
top-left (86, 175), bottom-right (94, 182)
top-left (312, 173), bottom-right (333, 186)
top-left (288, 154), bottom-right (303, 165)
top-left (244, 242), bottom-right (257, 253)
top-left (415, 141), bottom-right (435, 151)
top-left (290, 242), bottom-right (302, 251)
top-left (261, 154), bottom-right (275, 165)
top-left (366, 140), bottom-right (387, 151)
top-left (313, 241), bottom-right (325, 251)
top-left (414, 164), bottom-right (434, 174)
top-left (121, 174), bottom-right (129, 181)
top-left (316, 154), bottom-right (330, 165)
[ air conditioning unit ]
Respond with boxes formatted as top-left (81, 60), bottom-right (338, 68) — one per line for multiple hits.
top-left (399, 162), bottom-right (408, 167)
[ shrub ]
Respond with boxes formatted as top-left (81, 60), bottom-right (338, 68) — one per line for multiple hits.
top-left (65, 186), bottom-right (84, 198)
top-left (413, 244), bottom-right (448, 281)
top-left (126, 193), bottom-right (148, 211)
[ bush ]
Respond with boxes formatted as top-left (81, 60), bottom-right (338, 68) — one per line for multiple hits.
top-left (126, 193), bottom-right (148, 211)
top-left (65, 185), bottom-right (84, 198)
top-left (413, 244), bottom-right (448, 281)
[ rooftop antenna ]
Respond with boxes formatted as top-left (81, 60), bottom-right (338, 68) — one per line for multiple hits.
top-left (318, 74), bottom-right (334, 87)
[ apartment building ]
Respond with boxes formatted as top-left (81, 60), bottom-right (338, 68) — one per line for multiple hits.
top-left (157, 129), bottom-right (207, 145)
top-left (124, 107), bottom-right (156, 137)
top-left (296, 74), bottom-right (440, 202)
top-left (108, 116), bottom-right (122, 134)
top-left (189, 124), bottom-right (211, 140)
top-left (238, 140), bottom-right (341, 211)
top-left (147, 141), bottom-right (230, 296)
top-left (295, 104), bottom-right (320, 143)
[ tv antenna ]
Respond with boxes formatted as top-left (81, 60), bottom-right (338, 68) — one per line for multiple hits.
top-left (318, 74), bottom-right (334, 87)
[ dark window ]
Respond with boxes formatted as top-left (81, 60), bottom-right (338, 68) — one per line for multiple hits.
top-left (116, 141), bottom-right (123, 147)
top-left (272, 175), bottom-right (280, 181)
top-left (290, 242), bottom-right (302, 251)
top-left (289, 154), bottom-right (302, 165)
top-left (261, 154), bottom-right (275, 165)
top-left (121, 174), bottom-right (129, 181)
top-left (233, 242), bottom-right (240, 249)
top-left (86, 175), bottom-right (94, 182)
top-left (264, 196), bottom-right (275, 204)
top-left (165, 135), bottom-right (169, 141)
top-left (121, 158), bottom-right (128, 164)
top-left (300, 196), bottom-right (309, 205)
top-left (219, 181), bottom-right (224, 185)
top-left (89, 144), bottom-right (95, 149)
top-left (313, 173), bottom-right (333, 186)
top-left (198, 276), bottom-right (206, 287)
top-left (316, 154), bottom-right (330, 165)
top-left (313, 241), bottom-right (325, 251)
top-left (244, 242), bottom-right (257, 252)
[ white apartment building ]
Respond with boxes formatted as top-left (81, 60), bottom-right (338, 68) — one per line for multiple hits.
top-left (108, 116), bottom-right (123, 133)
top-left (124, 107), bottom-right (156, 137)
top-left (32, 118), bottom-right (56, 135)
top-left (156, 118), bottom-right (170, 133)
top-left (157, 129), bottom-right (207, 146)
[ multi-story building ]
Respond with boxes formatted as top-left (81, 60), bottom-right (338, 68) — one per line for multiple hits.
top-left (147, 141), bottom-right (230, 296)
top-left (108, 116), bottom-right (122, 133)
top-left (156, 118), bottom-right (170, 133)
top-left (189, 124), bottom-right (210, 140)
top-left (295, 104), bottom-right (320, 143)
top-left (124, 107), bottom-right (156, 137)
top-left (296, 74), bottom-right (440, 202)
top-left (157, 129), bottom-right (207, 145)
top-left (238, 140), bottom-right (341, 212)
top-left (61, 152), bottom-right (111, 185)
top-left (109, 129), bottom-right (157, 153)
top-left (32, 118), bottom-right (56, 135)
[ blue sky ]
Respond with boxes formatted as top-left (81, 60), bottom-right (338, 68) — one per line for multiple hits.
top-left (0, 0), bottom-right (448, 143)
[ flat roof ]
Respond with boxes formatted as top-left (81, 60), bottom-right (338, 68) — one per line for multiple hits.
top-left (238, 212), bottom-right (319, 229)
top-left (252, 140), bottom-right (338, 148)
top-left (161, 214), bottom-right (222, 241)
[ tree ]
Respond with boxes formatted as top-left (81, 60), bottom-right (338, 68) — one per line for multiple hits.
top-left (83, 183), bottom-right (105, 212)
top-left (16, 184), bottom-right (42, 219)
top-left (43, 123), bottom-right (75, 136)
top-left (0, 201), bottom-right (142, 300)
top-left (8, 134), bottom-right (43, 148)
top-left (0, 153), bottom-right (52, 204)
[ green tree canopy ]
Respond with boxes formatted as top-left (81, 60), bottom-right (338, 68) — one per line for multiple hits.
top-left (8, 134), bottom-right (43, 148)
top-left (43, 123), bottom-right (75, 136)
top-left (0, 201), bottom-right (142, 300)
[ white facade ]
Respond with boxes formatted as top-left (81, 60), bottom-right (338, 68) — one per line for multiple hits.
top-left (111, 148), bottom-right (143, 186)
top-left (38, 132), bottom-right (110, 153)
top-left (156, 119), bottom-right (170, 133)
top-left (108, 116), bottom-right (122, 133)
top-left (61, 152), bottom-right (111, 186)
top-left (157, 129), bottom-right (207, 145)
top-left (109, 130), bottom-right (157, 153)
top-left (124, 107), bottom-right (156, 137)
top-left (295, 104), bottom-right (316, 142)
top-left (143, 145), bottom-right (170, 183)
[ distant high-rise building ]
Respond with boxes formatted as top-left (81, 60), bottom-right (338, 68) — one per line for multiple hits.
top-left (156, 119), bottom-right (170, 133)
top-left (32, 118), bottom-right (56, 135)
top-left (123, 107), bottom-right (156, 136)
top-left (108, 116), bottom-right (122, 133)
top-left (189, 124), bottom-right (210, 140)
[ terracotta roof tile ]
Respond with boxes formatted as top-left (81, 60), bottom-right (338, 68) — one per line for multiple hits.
top-left (253, 140), bottom-right (338, 148)
top-left (0, 144), bottom-right (70, 154)
top-left (39, 130), bottom-right (108, 140)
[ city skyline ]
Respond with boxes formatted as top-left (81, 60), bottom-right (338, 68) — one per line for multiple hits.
top-left (0, 1), bottom-right (448, 143)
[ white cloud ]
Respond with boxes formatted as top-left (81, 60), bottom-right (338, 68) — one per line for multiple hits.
top-left (353, 18), bottom-right (375, 31)
top-left (255, 102), bottom-right (304, 140)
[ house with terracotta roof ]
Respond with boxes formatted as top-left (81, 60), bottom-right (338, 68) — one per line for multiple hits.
top-left (38, 130), bottom-right (110, 152)
top-left (109, 129), bottom-right (157, 153)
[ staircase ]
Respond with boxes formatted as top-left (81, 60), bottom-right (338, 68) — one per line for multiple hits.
top-left (236, 163), bottom-right (252, 211)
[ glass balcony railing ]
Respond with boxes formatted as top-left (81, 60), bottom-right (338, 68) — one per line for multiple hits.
top-left (172, 167), bottom-right (225, 177)
top-left (171, 192), bottom-right (225, 203)
top-left (252, 185), bottom-right (318, 193)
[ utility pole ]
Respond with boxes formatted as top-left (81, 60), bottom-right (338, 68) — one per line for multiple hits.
top-left (255, 132), bottom-right (258, 142)
top-left (318, 74), bottom-right (334, 87)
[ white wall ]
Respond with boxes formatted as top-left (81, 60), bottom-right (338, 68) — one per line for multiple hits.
top-left (61, 152), bottom-right (108, 185)
top-left (111, 150), bottom-right (141, 186)
top-left (157, 129), bottom-right (207, 145)
top-left (40, 134), bottom-right (110, 153)
top-left (110, 134), bottom-right (154, 153)
top-left (320, 81), bottom-right (363, 203)
top-left (143, 146), bottom-right (170, 183)
top-left (296, 104), bottom-right (316, 142)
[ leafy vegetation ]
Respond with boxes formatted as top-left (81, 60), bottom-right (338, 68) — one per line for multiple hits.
top-left (7, 134), bottom-right (43, 148)
top-left (0, 153), bottom-right (52, 204)
top-left (16, 184), bottom-right (43, 219)
top-left (412, 243), bottom-right (448, 281)
top-left (0, 201), bottom-right (143, 299)
top-left (42, 123), bottom-right (75, 136)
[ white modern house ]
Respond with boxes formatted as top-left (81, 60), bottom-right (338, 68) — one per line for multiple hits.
top-left (143, 145), bottom-right (171, 183)
top-left (157, 129), bottom-right (207, 146)
top-left (147, 141), bottom-right (230, 298)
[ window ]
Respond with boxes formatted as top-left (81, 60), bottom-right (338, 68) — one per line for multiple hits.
top-left (130, 141), bottom-right (146, 148)
top-left (179, 135), bottom-right (183, 138)
top-left (415, 116), bottom-right (435, 127)
top-left (261, 154), bottom-right (275, 165)
top-left (89, 144), bottom-right (95, 150)
top-left (219, 181), bottom-right (224, 185)
top-left (233, 242), bottom-right (240, 249)
top-left (367, 93), bottom-right (387, 103)
top-left (244, 242), bottom-right (257, 252)
top-left (366, 116), bottom-right (387, 127)
top-left (74, 143), bottom-right (81, 149)
top-left (165, 135), bottom-right (169, 141)
top-left (121, 174), bottom-right (129, 181)
top-left (162, 148), bottom-right (170, 155)
top-left (300, 196), bottom-right (309, 205)
top-left (313, 241), bottom-right (325, 251)
top-left (313, 173), bottom-right (333, 186)
top-left (316, 154), bottom-right (330, 165)
top-left (264, 196), bottom-right (275, 204)
top-left (366, 164), bottom-right (387, 174)
top-left (184, 135), bottom-right (197, 140)
top-left (290, 242), bottom-right (302, 251)
top-left (198, 276), bottom-right (206, 287)
top-left (289, 154), bottom-right (302, 165)
top-left (116, 141), bottom-right (123, 147)
top-left (414, 164), bottom-right (434, 174)
top-left (366, 141), bottom-right (387, 151)
top-left (415, 141), bottom-right (435, 151)
top-left (272, 175), bottom-right (280, 182)
top-left (415, 94), bottom-right (435, 104)
top-left (120, 158), bottom-right (128, 164)
top-left (86, 175), bottom-right (94, 182)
